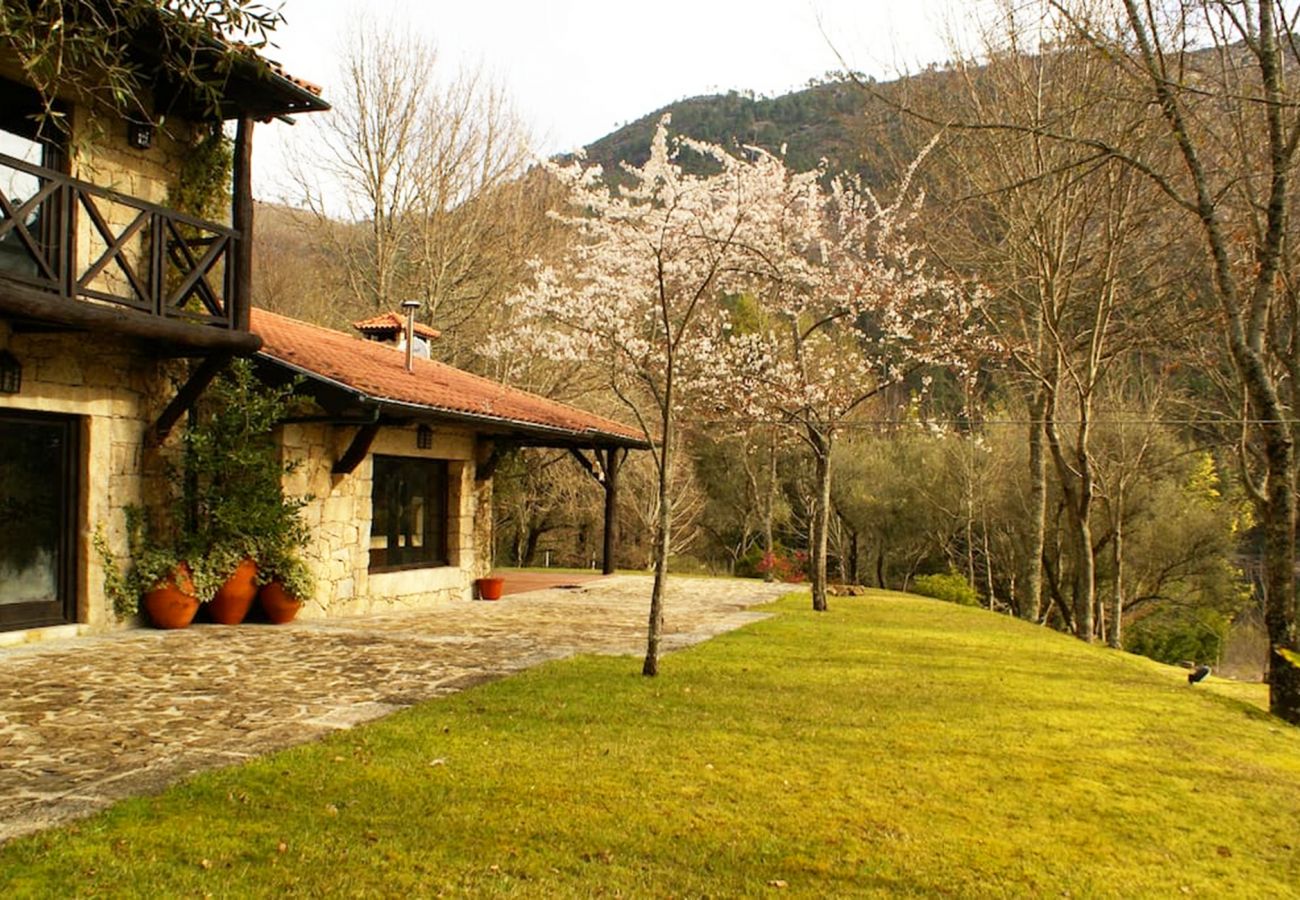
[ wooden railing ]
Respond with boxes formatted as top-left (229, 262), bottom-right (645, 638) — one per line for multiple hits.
top-left (0, 151), bottom-right (242, 330)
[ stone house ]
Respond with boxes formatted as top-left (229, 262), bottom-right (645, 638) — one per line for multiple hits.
top-left (252, 310), bottom-right (643, 618)
top-left (0, 28), bottom-right (643, 641)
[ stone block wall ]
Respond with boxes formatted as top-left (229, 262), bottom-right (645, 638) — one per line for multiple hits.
top-left (0, 323), bottom-right (177, 631)
top-left (279, 422), bottom-right (493, 619)
top-left (68, 109), bottom-right (209, 304)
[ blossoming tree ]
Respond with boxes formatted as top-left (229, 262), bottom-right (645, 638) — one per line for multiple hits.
top-left (498, 117), bottom-right (755, 676)
top-left (713, 144), bottom-right (990, 611)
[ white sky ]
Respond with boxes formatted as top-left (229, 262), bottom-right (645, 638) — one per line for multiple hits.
top-left (253, 0), bottom-right (970, 203)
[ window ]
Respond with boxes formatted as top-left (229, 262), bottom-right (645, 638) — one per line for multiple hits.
top-left (0, 77), bottom-right (65, 283)
top-left (369, 456), bottom-right (450, 571)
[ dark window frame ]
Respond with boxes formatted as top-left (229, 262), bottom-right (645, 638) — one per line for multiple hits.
top-left (0, 76), bottom-right (69, 288)
top-left (368, 455), bottom-right (451, 572)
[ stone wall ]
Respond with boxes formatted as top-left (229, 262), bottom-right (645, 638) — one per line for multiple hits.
top-left (279, 422), bottom-right (493, 619)
top-left (0, 324), bottom-right (177, 632)
top-left (68, 108), bottom-right (209, 304)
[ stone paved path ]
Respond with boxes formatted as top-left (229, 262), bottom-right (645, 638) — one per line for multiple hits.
top-left (0, 575), bottom-right (792, 844)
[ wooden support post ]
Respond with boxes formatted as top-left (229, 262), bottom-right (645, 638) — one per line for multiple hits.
top-left (145, 354), bottom-right (230, 447)
top-left (333, 422), bottom-right (381, 475)
top-left (602, 447), bottom-right (622, 576)
top-left (231, 117), bottom-right (254, 332)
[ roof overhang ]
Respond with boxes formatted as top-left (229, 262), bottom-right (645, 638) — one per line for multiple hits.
top-left (123, 11), bottom-right (330, 122)
top-left (255, 352), bottom-right (650, 451)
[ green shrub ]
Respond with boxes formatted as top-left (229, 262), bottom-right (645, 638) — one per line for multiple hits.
top-left (911, 571), bottom-right (980, 607)
top-left (1125, 608), bottom-right (1230, 666)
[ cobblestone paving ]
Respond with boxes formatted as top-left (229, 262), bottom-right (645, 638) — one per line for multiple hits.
top-left (0, 576), bottom-right (792, 844)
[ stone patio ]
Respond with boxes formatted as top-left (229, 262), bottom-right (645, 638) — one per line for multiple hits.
top-left (0, 575), bottom-right (793, 844)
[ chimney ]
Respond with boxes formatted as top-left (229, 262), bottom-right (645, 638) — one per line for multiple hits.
top-left (401, 300), bottom-right (420, 373)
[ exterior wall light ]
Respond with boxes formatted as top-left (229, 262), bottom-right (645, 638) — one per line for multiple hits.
top-left (128, 122), bottom-right (154, 150)
top-left (0, 350), bottom-right (21, 394)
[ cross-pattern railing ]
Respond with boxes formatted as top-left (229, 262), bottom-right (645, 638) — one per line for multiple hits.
top-left (0, 151), bottom-right (241, 330)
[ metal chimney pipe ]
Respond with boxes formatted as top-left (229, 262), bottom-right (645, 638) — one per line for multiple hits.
top-left (401, 300), bottom-right (420, 373)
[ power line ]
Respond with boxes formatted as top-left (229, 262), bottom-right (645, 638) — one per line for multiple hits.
top-left (688, 417), bottom-right (1300, 428)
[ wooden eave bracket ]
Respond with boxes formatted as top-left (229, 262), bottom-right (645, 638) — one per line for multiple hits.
top-left (569, 447), bottom-right (606, 485)
top-left (475, 439), bottom-right (508, 482)
top-left (333, 422), bottom-right (381, 475)
top-left (145, 354), bottom-right (231, 448)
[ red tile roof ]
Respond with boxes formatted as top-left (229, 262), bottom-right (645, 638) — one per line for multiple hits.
top-left (251, 309), bottom-right (646, 447)
top-left (264, 59), bottom-right (324, 98)
top-left (351, 312), bottom-right (442, 341)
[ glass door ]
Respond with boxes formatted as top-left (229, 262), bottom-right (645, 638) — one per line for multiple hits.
top-left (0, 410), bottom-right (78, 629)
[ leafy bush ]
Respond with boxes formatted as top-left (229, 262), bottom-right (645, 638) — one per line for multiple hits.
top-left (911, 571), bottom-right (980, 607)
top-left (1125, 609), bottom-right (1230, 666)
top-left (759, 550), bottom-right (808, 583)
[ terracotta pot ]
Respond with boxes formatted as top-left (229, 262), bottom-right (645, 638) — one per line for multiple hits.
top-left (143, 563), bottom-right (200, 629)
top-left (258, 580), bottom-right (303, 624)
top-left (207, 558), bottom-right (258, 625)
top-left (475, 576), bottom-right (505, 601)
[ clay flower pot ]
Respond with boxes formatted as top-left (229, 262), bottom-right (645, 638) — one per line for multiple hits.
top-left (143, 563), bottom-right (200, 629)
top-left (475, 576), bottom-right (505, 601)
top-left (257, 580), bottom-right (303, 624)
top-left (207, 558), bottom-right (258, 625)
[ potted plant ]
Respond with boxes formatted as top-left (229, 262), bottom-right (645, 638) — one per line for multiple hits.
top-left (98, 361), bottom-right (312, 627)
top-left (182, 360), bottom-right (309, 624)
top-left (96, 506), bottom-right (200, 629)
top-left (256, 544), bottom-right (313, 624)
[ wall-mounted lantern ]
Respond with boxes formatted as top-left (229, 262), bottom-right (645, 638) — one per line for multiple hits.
top-left (127, 122), bottom-right (154, 150)
top-left (0, 350), bottom-right (21, 394)
top-left (416, 424), bottom-right (433, 450)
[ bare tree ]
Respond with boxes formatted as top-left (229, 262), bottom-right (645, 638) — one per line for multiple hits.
top-left (1037, 0), bottom-right (1300, 722)
top-left (289, 20), bottom-right (535, 345)
top-left (892, 4), bottom-right (1186, 639)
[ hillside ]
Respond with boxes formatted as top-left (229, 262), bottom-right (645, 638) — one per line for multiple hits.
top-left (581, 78), bottom-right (915, 181)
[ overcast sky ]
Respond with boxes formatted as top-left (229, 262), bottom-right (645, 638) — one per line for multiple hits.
top-left (253, 0), bottom-right (970, 202)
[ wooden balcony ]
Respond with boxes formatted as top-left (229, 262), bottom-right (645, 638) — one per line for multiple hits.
top-left (0, 151), bottom-right (259, 354)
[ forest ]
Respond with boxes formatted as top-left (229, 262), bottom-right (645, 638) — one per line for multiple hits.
top-left (251, 2), bottom-right (1300, 720)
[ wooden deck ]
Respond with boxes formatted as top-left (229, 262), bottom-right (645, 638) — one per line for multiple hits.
top-left (489, 570), bottom-right (610, 596)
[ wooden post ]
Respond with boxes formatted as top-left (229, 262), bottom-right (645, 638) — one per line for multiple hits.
top-left (231, 117), bottom-right (254, 332)
top-left (602, 447), bottom-right (621, 575)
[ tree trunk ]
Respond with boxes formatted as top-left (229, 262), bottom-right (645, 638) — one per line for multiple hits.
top-left (1044, 386), bottom-right (1096, 643)
top-left (763, 428), bottom-right (778, 582)
top-left (522, 524), bottom-right (546, 567)
top-left (642, 383), bottom-right (673, 677)
top-left (836, 515), bottom-right (852, 584)
top-left (1022, 389), bottom-right (1048, 622)
top-left (848, 528), bottom-right (859, 585)
top-left (809, 426), bottom-right (832, 612)
top-left (1261, 426), bottom-right (1300, 721)
top-left (1072, 495), bottom-right (1095, 642)
top-left (1109, 505), bottom-right (1123, 649)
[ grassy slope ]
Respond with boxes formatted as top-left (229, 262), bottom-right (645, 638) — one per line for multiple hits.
top-left (2, 591), bottom-right (1297, 897)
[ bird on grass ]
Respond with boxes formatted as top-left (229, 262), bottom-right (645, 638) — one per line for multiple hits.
top-left (1188, 664), bottom-right (1211, 685)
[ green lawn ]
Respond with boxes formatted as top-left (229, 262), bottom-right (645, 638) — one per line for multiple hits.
top-left (3, 591), bottom-right (1298, 897)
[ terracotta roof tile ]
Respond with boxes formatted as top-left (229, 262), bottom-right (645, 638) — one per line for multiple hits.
top-left (351, 312), bottom-right (441, 340)
top-left (264, 59), bottom-right (324, 98)
top-left (252, 308), bottom-right (646, 446)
